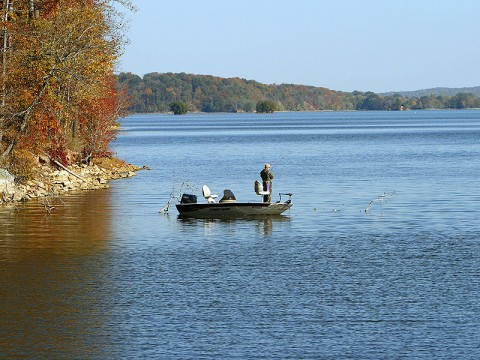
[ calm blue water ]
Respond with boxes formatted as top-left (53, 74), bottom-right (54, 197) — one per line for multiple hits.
top-left (1, 110), bottom-right (480, 358)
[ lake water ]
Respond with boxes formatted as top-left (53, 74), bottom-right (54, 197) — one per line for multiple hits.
top-left (1, 110), bottom-right (480, 359)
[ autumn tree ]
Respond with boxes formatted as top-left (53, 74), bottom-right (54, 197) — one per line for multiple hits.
top-left (0, 0), bottom-right (133, 173)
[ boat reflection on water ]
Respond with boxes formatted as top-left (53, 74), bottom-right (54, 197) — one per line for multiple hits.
top-left (177, 214), bottom-right (291, 237)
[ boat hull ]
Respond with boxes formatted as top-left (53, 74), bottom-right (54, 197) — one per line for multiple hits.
top-left (176, 202), bottom-right (292, 218)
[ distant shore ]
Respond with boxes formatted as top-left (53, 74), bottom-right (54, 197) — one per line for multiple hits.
top-left (127, 107), bottom-right (480, 117)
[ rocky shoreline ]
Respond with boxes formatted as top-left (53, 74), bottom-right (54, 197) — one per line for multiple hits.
top-left (0, 157), bottom-right (143, 205)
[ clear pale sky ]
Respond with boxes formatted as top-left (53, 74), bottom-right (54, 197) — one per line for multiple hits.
top-left (116, 0), bottom-right (480, 93)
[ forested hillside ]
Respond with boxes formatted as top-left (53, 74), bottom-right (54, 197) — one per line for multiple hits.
top-left (382, 86), bottom-right (480, 98)
top-left (117, 72), bottom-right (480, 113)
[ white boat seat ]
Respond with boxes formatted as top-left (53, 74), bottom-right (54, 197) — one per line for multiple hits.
top-left (254, 180), bottom-right (270, 195)
top-left (202, 185), bottom-right (218, 203)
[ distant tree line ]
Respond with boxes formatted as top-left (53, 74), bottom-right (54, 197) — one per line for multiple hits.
top-left (116, 72), bottom-right (480, 114)
top-left (382, 86), bottom-right (480, 98)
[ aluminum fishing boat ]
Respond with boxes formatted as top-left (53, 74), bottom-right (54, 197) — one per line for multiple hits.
top-left (175, 185), bottom-right (292, 218)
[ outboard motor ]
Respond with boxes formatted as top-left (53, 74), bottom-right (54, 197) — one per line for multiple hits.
top-left (180, 193), bottom-right (197, 204)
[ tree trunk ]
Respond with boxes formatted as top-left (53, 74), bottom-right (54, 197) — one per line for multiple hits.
top-left (0, 0), bottom-right (11, 144)
top-left (1, 0), bottom-right (11, 108)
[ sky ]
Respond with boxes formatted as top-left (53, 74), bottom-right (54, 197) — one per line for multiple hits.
top-left (116, 0), bottom-right (480, 93)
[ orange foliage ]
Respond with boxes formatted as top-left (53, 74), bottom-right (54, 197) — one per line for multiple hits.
top-left (1, 0), bottom-right (128, 165)
top-left (78, 76), bottom-right (121, 162)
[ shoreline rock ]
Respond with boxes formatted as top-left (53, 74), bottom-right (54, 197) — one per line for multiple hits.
top-left (0, 157), bottom-right (143, 206)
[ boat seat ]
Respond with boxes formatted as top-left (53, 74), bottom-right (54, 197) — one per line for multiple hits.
top-left (202, 185), bottom-right (218, 203)
top-left (220, 189), bottom-right (237, 203)
top-left (254, 180), bottom-right (270, 196)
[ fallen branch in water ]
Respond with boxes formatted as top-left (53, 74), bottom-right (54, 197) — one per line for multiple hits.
top-left (364, 191), bottom-right (396, 213)
top-left (40, 187), bottom-right (67, 215)
top-left (160, 180), bottom-right (197, 214)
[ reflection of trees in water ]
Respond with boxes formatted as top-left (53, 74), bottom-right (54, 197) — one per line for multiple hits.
top-left (0, 190), bottom-right (114, 358)
top-left (1, 190), bottom-right (113, 257)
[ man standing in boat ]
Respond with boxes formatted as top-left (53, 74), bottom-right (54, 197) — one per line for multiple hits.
top-left (260, 163), bottom-right (274, 202)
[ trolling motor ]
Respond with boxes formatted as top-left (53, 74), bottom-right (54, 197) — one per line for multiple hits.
top-left (278, 193), bottom-right (292, 203)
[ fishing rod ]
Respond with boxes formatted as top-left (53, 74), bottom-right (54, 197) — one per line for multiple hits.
top-left (269, 150), bottom-right (293, 170)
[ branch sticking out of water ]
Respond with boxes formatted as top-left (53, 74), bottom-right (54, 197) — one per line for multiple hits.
top-left (40, 191), bottom-right (66, 215)
top-left (160, 181), bottom-right (197, 214)
top-left (364, 191), bottom-right (396, 213)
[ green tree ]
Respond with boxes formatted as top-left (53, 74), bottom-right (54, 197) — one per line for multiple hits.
top-left (256, 100), bottom-right (276, 113)
top-left (447, 93), bottom-right (480, 109)
top-left (358, 92), bottom-right (383, 110)
top-left (169, 101), bottom-right (188, 115)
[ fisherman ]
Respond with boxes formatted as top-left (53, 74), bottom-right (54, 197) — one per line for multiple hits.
top-left (260, 163), bottom-right (274, 202)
